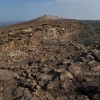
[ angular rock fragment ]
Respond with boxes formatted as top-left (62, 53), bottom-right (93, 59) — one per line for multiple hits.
top-left (91, 49), bottom-right (100, 61)
top-left (60, 71), bottom-right (73, 81)
top-left (68, 64), bottom-right (82, 76)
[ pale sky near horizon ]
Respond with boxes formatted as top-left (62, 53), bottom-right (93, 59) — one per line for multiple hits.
top-left (0, 0), bottom-right (100, 22)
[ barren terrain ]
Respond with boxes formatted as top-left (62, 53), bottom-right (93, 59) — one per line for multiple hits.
top-left (0, 15), bottom-right (100, 100)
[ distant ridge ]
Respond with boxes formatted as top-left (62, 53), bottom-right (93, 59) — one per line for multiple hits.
top-left (35, 15), bottom-right (63, 21)
top-left (0, 21), bottom-right (23, 27)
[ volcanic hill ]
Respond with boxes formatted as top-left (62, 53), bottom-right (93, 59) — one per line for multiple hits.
top-left (0, 15), bottom-right (100, 100)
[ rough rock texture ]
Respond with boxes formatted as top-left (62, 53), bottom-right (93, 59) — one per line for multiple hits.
top-left (0, 16), bottom-right (100, 100)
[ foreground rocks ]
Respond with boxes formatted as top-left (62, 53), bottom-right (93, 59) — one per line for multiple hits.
top-left (0, 41), bottom-right (100, 100)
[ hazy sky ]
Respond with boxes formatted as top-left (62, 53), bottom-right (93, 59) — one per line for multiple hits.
top-left (0, 0), bottom-right (100, 22)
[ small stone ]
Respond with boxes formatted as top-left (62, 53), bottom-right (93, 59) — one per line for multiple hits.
top-left (54, 68), bottom-right (65, 73)
top-left (0, 87), bottom-right (3, 91)
top-left (44, 64), bottom-right (48, 68)
top-left (83, 96), bottom-right (89, 100)
top-left (24, 88), bottom-right (32, 99)
top-left (28, 73), bottom-right (32, 78)
top-left (28, 61), bottom-right (33, 66)
top-left (36, 85), bottom-right (40, 90)
top-left (38, 74), bottom-right (52, 84)
top-left (60, 71), bottom-right (73, 81)
top-left (63, 59), bottom-right (71, 65)
top-left (32, 90), bottom-right (40, 96)
top-left (31, 69), bottom-right (38, 73)
top-left (60, 80), bottom-right (71, 90)
top-left (14, 73), bottom-right (18, 77)
top-left (32, 80), bottom-right (37, 86)
top-left (14, 73), bottom-right (20, 80)
top-left (88, 60), bottom-right (98, 67)
top-left (41, 57), bottom-right (46, 62)
top-left (91, 49), bottom-right (100, 61)
top-left (30, 95), bottom-right (40, 100)
top-left (38, 81), bottom-right (44, 87)
top-left (81, 57), bottom-right (87, 62)
top-left (14, 87), bottom-right (25, 98)
top-left (22, 72), bottom-right (26, 77)
top-left (47, 81), bottom-right (56, 90)
top-left (68, 64), bottom-right (81, 76)
top-left (76, 95), bottom-right (89, 100)
top-left (26, 79), bottom-right (31, 83)
top-left (41, 67), bottom-right (52, 72)
top-left (56, 96), bottom-right (67, 100)
top-left (39, 92), bottom-right (55, 100)
top-left (86, 54), bottom-right (94, 61)
top-left (91, 65), bottom-right (100, 72)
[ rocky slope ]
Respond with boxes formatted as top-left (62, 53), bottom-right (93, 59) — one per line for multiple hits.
top-left (0, 16), bottom-right (100, 100)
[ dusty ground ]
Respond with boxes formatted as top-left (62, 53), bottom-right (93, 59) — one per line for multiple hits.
top-left (0, 16), bottom-right (100, 100)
